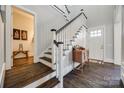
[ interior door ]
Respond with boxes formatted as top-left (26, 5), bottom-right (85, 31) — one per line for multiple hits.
top-left (88, 27), bottom-right (104, 60)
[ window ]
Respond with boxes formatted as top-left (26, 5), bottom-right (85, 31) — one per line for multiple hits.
top-left (90, 29), bottom-right (102, 37)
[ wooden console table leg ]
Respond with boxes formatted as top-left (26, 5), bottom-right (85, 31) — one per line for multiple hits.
top-left (26, 52), bottom-right (28, 58)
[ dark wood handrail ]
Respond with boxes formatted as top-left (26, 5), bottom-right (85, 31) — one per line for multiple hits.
top-left (65, 5), bottom-right (70, 14)
top-left (83, 25), bottom-right (88, 29)
top-left (56, 12), bottom-right (83, 34)
top-left (82, 12), bottom-right (87, 19)
top-left (53, 5), bottom-right (65, 14)
top-left (54, 40), bottom-right (63, 47)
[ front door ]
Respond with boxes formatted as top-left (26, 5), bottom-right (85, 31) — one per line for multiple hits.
top-left (87, 26), bottom-right (104, 61)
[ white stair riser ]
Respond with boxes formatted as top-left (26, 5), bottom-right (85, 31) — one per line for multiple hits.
top-left (40, 59), bottom-right (52, 68)
top-left (47, 49), bottom-right (52, 53)
top-left (24, 71), bottom-right (56, 88)
top-left (44, 54), bottom-right (52, 58)
top-left (53, 83), bottom-right (61, 88)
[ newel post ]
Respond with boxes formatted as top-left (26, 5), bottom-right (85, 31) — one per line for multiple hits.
top-left (51, 29), bottom-right (57, 70)
top-left (58, 42), bottom-right (64, 88)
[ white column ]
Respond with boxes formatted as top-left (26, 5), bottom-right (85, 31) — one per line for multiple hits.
top-left (0, 13), bottom-right (4, 65)
top-left (58, 43), bottom-right (64, 88)
top-left (51, 29), bottom-right (57, 70)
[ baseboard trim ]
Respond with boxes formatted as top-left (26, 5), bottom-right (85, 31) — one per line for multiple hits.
top-left (104, 58), bottom-right (113, 63)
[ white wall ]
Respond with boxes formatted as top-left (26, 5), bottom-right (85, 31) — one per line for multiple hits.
top-left (104, 24), bottom-right (114, 62)
top-left (13, 8), bottom-right (34, 58)
top-left (122, 6), bottom-right (124, 64)
top-left (83, 6), bottom-right (114, 63)
top-left (121, 5), bottom-right (124, 84)
top-left (0, 13), bottom-right (4, 65)
top-left (22, 5), bottom-right (67, 58)
top-left (0, 11), bottom-right (5, 87)
top-left (114, 6), bottom-right (122, 65)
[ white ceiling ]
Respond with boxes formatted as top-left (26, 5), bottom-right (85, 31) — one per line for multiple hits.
top-left (68, 5), bottom-right (115, 27)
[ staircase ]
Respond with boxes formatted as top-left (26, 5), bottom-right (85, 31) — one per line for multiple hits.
top-left (38, 9), bottom-right (87, 88)
top-left (3, 6), bottom-right (87, 88)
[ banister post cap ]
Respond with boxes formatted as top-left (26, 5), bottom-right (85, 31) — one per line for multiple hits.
top-left (80, 9), bottom-right (84, 12)
top-left (51, 29), bottom-right (57, 31)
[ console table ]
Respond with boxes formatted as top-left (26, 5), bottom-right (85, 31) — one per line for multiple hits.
top-left (72, 47), bottom-right (89, 69)
top-left (13, 50), bottom-right (29, 59)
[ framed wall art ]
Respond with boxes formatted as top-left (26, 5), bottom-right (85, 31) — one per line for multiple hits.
top-left (21, 30), bottom-right (28, 40)
top-left (13, 28), bottom-right (20, 40)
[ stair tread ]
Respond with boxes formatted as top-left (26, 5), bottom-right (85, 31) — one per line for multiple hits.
top-left (45, 52), bottom-right (52, 55)
top-left (37, 77), bottom-right (60, 88)
top-left (48, 48), bottom-right (52, 50)
top-left (40, 57), bottom-right (52, 63)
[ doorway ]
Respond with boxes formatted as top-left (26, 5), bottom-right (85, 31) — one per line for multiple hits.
top-left (12, 6), bottom-right (35, 68)
top-left (87, 26), bottom-right (104, 62)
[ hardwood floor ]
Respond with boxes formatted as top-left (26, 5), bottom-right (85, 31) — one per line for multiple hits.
top-left (64, 62), bottom-right (123, 88)
top-left (4, 62), bottom-right (54, 88)
top-left (37, 77), bottom-right (59, 88)
top-left (13, 57), bottom-right (33, 68)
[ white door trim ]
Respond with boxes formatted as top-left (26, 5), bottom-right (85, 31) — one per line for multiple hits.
top-left (5, 5), bottom-right (38, 70)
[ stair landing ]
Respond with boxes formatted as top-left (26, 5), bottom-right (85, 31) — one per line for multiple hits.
top-left (4, 62), bottom-right (54, 88)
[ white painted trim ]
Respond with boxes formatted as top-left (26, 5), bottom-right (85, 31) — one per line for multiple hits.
top-left (44, 54), bottom-right (52, 58)
top-left (104, 58), bottom-right (114, 63)
top-left (5, 6), bottom-right (12, 70)
top-left (39, 59), bottom-right (52, 68)
top-left (0, 63), bottom-right (5, 88)
top-left (63, 61), bottom-right (80, 76)
top-left (53, 83), bottom-right (61, 88)
top-left (5, 5), bottom-right (38, 69)
top-left (24, 71), bottom-right (56, 88)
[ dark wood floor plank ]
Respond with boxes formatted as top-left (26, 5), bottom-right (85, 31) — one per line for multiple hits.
top-left (64, 62), bottom-right (122, 88)
top-left (45, 52), bottom-right (52, 55)
top-left (13, 57), bottom-right (33, 67)
top-left (40, 57), bottom-right (52, 63)
top-left (4, 58), bottom-right (54, 88)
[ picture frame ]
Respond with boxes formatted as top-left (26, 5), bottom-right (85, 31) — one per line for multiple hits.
top-left (13, 28), bottom-right (20, 40)
top-left (21, 30), bottom-right (28, 40)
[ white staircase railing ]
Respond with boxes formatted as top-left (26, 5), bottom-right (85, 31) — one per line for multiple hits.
top-left (51, 9), bottom-right (87, 87)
